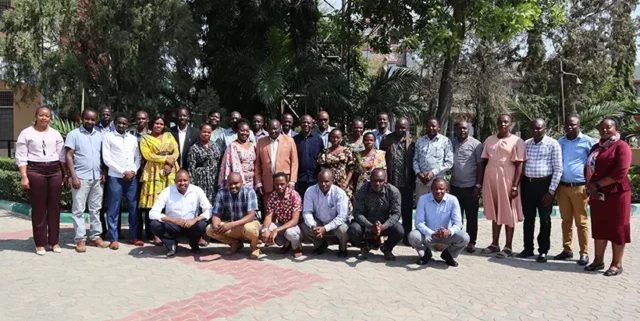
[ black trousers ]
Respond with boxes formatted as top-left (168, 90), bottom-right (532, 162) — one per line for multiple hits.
top-left (397, 186), bottom-right (414, 240)
top-left (348, 222), bottom-right (404, 252)
top-left (135, 180), bottom-right (155, 240)
top-left (150, 220), bottom-right (207, 250)
top-left (450, 185), bottom-right (479, 245)
top-left (521, 178), bottom-right (553, 254)
top-left (296, 181), bottom-right (314, 201)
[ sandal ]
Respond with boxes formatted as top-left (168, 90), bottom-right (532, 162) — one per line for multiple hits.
top-left (480, 244), bottom-right (500, 254)
top-left (496, 247), bottom-right (513, 258)
top-left (603, 267), bottom-right (623, 277)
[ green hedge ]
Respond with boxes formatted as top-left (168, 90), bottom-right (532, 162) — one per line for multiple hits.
top-left (0, 169), bottom-right (73, 210)
top-left (0, 157), bottom-right (17, 171)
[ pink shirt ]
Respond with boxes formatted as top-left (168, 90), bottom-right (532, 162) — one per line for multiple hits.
top-left (15, 126), bottom-right (65, 167)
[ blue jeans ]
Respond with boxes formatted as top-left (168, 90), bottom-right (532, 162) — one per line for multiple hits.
top-left (107, 177), bottom-right (139, 242)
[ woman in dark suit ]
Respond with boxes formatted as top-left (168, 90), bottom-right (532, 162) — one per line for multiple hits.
top-left (584, 118), bottom-right (632, 276)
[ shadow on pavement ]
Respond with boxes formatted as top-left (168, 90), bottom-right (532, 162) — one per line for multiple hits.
top-left (0, 227), bottom-right (78, 253)
top-left (483, 254), bottom-right (589, 274)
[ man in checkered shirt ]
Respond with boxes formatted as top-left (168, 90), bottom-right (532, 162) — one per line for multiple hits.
top-left (517, 119), bottom-right (563, 263)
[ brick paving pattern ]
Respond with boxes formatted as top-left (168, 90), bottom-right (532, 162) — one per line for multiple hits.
top-left (0, 209), bottom-right (638, 320)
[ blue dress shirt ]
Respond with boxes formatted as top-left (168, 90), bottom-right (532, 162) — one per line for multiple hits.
top-left (64, 126), bottom-right (103, 180)
top-left (415, 193), bottom-right (462, 237)
top-left (294, 131), bottom-right (325, 184)
top-left (558, 133), bottom-right (595, 183)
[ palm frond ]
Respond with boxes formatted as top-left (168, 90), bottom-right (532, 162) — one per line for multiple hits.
top-left (49, 117), bottom-right (80, 139)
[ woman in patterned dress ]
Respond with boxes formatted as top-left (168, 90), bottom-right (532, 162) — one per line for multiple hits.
top-left (218, 119), bottom-right (256, 189)
top-left (318, 129), bottom-right (357, 200)
top-left (355, 132), bottom-right (386, 191)
top-left (139, 114), bottom-right (180, 244)
top-left (343, 119), bottom-right (365, 153)
top-left (187, 123), bottom-right (221, 202)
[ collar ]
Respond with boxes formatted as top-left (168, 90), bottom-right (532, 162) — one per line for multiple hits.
top-left (270, 136), bottom-right (280, 143)
top-left (368, 183), bottom-right (388, 195)
top-left (425, 134), bottom-right (440, 142)
top-left (114, 130), bottom-right (130, 138)
top-left (78, 126), bottom-right (96, 135)
top-left (428, 193), bottom-right (449, 204)
top-left (178, 125), bottom-right (189, 133)
top-left (275, 186), bottom-right (293, 200)
top-left (172, 184), bottom-right (194, 196)
top-left (255, 129), bottom-right (267, 135)
top-left (299, 131), bottom-right (316, 138)
top-left (561, 132), bottom-right (587, 142)
top-left (375, 129), bottom-right (392, 135)
top-left (97, 122), bottom-right (113, 130)
top-left (132, 128), bottom-right (151, 136)
top-left (530, 135), bottom-right (550, 145)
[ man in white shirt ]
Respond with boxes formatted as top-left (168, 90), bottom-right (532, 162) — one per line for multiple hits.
top-left (370, 112), bottom-right (392, 149)
top-left (102, 114), bottom-right (142, 250)
top-left (408, 178), bottom-right (470, 267)
top-left (150, 170), bottom-right (212, 257)
top-left (301, 169), bottom-right (350, 258)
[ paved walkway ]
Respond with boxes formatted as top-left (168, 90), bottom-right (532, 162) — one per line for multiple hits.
top-left (0, 209), bottom-right (638, 321)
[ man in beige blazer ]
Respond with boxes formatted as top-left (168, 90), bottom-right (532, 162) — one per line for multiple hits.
top-left (255, 119), bottom-right (299, 204)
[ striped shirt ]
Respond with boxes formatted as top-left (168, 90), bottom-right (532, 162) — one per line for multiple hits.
top-left (524, 135), bottom-right (563, 191)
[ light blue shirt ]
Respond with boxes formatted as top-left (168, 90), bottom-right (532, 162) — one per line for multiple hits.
top-left (302, 184), bottom-right (349, 232)
top-left (311, 126), bottom-right (335, 148)
top-left (415, 193), bottom-right (462, 237)
top-left (412, 134), bottom-right (454, 183)
top-left (558, 133), bottom-right (595, 183)
top-left (64, 126), bottom-right (103, 180)
top-left (371, 129), bottom-right (391, 149)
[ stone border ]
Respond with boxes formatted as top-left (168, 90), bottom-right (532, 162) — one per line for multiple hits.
top-left (4, 199), bottom-right (640, 223)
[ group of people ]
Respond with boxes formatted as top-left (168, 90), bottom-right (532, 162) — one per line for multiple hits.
top-left (15, 106), bottom-right (632, 276)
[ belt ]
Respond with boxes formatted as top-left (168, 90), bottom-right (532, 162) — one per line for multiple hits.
top-left (27, 161), bottom-right (60, 166)
top-left (524, 175), bottom-right (552, 182)
top-left (560, 182), bottom-right (585, 187)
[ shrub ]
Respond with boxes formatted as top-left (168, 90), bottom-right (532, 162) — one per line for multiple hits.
top-left (0, 157), bottom-right (17, 171)
top-left (0, 169), bottom-right (72, 210)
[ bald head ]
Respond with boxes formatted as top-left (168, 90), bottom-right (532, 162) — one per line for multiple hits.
top-left (317, 111), bottom-right (330, 131)
top-left (227, 172), bottom-right (243, 194)
top-left (175, 170), bottom-right (190, 194)
top-left (318, 169), bottom-right (334, 194)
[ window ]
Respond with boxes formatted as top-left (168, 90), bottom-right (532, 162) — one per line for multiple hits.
top-left (0, 0), bottom-right (10, 19)
top-left (0, 91), bottom-right (14, 142)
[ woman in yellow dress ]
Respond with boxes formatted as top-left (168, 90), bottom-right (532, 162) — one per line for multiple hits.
top-left (139, 115), bottom-right (180, 232)
top-left (354, 132), bottom-right (386, 191)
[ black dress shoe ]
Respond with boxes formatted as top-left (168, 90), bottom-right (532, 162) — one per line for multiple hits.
top-left (440, 249), bottom-right (459, 267)
top-left (190, 246), bottom-right (201, 254)
top-left (383, 251), bottom-right (396, 261)
top-left (584, 262), bottom-right (605, 272)
top-left (312, 241), bottom-right (329, 255)
top-left (417, 248), bottom-right (433, 265)
top-left (337, 250), bottom-right (348, 258)
top-left (166, 244), bottom-right (177, 257)
top-left (577, 254), bottom-right (589, 266)
top-left (603, 267), bottom-right (623, 276)
top-left (536, 253), bottom-right (548, 263)
top-left (516, 250), bottom-right (535, 258)
top-left (553, 251), bottom-right (574, 260)
top-left (402, 238), bottom-right (411, 247)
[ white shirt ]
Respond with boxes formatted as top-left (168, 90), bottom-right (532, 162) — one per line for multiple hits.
top-left (270, 136), bottom-right (280, 173)
top-left (149, 185), bottom-right (212, 221)
top-left (177, 126), bottom-right (188, 156)
top-left (102, 131), bottom-right (141, 178)
top-left (302, 185), bottom-right (349, 232)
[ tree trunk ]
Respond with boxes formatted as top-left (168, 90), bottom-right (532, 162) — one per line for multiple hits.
top-left (436, 1), bottom-right (466, 134)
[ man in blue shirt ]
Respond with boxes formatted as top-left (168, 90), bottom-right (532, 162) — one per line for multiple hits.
top-left (553, 116), bottom-right (594, 266)
top-left (207, 172), bottom-right (261, 259)
top-left (293, 115), bottom-right (325, 199)
top-left (408, 178), bottom-right (470, 266)
top-left (64, 108), bottom-right (109, 252)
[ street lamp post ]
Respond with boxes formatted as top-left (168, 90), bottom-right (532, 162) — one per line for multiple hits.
top-left (559, 60), bottom-right (582, 131)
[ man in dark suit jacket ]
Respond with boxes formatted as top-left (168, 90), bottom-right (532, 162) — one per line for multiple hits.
top-left (170, 107), bottom-right (199, 170)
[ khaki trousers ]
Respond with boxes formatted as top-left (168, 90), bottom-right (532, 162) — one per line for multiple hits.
top-left (206, 221), bottom-right (261, 250)
top-left (556, 185), bottom-right (589, 255)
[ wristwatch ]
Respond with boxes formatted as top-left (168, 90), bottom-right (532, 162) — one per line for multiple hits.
top-left (511, 186), bottom-right (518, 191)
top-left (475, 184), bottom-right (482, 189)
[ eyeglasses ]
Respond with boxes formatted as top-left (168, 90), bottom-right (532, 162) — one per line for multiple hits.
top-left (42, 140), bottom-right (46, 156)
